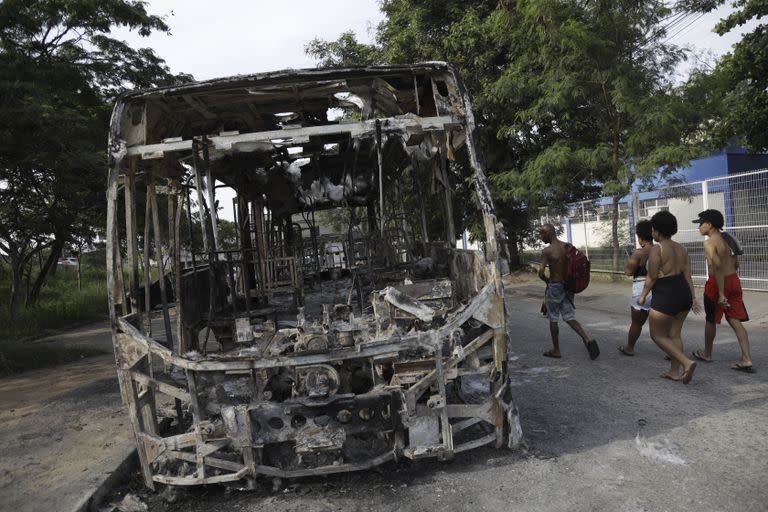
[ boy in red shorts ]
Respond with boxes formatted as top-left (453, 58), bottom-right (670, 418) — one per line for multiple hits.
top-left (691, 209), bottom-right (754, 373)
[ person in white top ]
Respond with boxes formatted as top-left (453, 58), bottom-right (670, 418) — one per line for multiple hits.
top-left (619, 220), bottom-right (653, 356)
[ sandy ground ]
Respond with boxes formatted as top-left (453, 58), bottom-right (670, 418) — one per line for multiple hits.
top-left (118, 273), bottom-right (768, 512)
top-left (0, 356), bottom-right (133, 512)
top-left (0, 323), bottom-right (134, 512)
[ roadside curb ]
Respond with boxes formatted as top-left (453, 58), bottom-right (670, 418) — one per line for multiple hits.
top-left (71, 448), bottom-right (138, 512)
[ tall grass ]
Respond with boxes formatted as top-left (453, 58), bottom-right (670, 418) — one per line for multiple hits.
top-left (0, 262), bottom-right (110, 375)
top-left (0, 265), bottom-right (108, 342)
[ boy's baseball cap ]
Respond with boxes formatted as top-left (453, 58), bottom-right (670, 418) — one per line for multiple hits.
top-left (692, 209), bottom-right (724, 229)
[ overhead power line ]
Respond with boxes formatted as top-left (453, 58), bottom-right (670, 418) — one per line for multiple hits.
top-left (663, 11), bottom-right (707, 43)
top-left (661, 12), bottom-right (691, 33)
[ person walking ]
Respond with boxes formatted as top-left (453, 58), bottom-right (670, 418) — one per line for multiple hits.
top-left (538, 224), bottom-right (600, 360)
top-left (619, 220), bottom-right (654, 356)
top-left (690, 209), bottom-right (754, 373)
top-left (637, 211), bottom-right (700, 383)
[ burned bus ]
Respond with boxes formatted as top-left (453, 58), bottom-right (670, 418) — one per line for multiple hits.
top-left (106, 62), bottom-right (521, 488)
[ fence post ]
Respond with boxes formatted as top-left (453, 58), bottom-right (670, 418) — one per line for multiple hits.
top-left (631, 192), bottom-right (640, 247)
top-left (723, 175), bottom-right (736, 229)
top-left (581, 202), bottom-right (589, 258)
top-left (702, 180), bottom-right (709, 279)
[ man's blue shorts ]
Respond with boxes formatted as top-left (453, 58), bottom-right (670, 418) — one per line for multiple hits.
top-left (546, 282), bottom-right (575, 322)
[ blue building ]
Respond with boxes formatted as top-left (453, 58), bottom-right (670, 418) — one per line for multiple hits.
top-left (677, 145), bottom-right (768, 182)
top-left (562, 146), bottom-right (768, 248)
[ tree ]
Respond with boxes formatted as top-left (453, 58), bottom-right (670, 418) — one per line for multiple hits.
top-left (0, 0), bottom-right (191, 321)
top-left (307, 1), bottom-right (703, 267)
top-left (488, 1), bottom-right (703, 267)
top-left (306, 31), bottom-right (383, 67)
top-left (306, 1), bottom-right (534, 264)
top-left (683, 0), bottom-right (768, 151)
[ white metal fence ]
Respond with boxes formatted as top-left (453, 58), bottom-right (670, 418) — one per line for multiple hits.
top-left (532, 169), bottom-right (768, 291)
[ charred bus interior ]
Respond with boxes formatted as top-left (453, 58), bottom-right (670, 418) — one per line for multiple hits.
top-left (106, 63), bottom-right (521, 488)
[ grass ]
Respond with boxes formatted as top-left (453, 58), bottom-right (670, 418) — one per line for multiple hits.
top-left (0, 260), bottom-right (109, 375)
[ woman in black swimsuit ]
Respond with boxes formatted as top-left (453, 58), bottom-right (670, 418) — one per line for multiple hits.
top-left (638, 211), bottom-right (701, 384)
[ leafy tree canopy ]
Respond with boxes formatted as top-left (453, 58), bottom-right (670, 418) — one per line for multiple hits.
top-left (306, 30), bottom-right (383, 68)
top-left (0, 0), bottom-right (191, 319)
top-left (306, 0), bottom-right (705, 259)
top-left (683, 0), bottom-right (768, 151)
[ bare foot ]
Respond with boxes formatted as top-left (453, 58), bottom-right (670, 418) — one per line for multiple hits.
top-left (543, 350), bottom-right (561, 358)
top-left (692, 349), bottom-right (713, 363)
top-left (682, 362), bottom-right (697, 384)
top-left (660, 371), bottom-right (681, 381)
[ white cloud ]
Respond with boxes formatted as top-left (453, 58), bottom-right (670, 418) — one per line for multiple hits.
top-left (115, 0), bottom-right (384, 79)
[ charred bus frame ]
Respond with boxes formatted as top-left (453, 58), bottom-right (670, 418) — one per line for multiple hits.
top-left (106, 62), bottom-right (521, 488)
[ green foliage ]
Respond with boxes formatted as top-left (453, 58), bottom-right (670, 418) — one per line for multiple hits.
top-left (685, 0), bottom-right (768, 151)
top-left (305, 0), bottom-right (705, 261)
top-left (217, 219), bottom-right (239, 250)
top-left (714, 0), bottom-right (768, 151)
top-left (0, 0), bottom-right (191, 321)
top-left (0, 263), bottom-right (108, 342)
top-left (0, 0), bottom-right (191, 96)
top-left (315, 207), bottom-right (366, 234)
top-left (483, 1), bottom-right (701, 208)
top-left (306, 31), bottom-right (383, 67)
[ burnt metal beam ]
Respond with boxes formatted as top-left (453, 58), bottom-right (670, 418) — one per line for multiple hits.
top-left (125, 115), bottom-right (458, 159)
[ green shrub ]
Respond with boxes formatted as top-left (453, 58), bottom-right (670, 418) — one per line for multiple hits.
top-left (0, 265), bottom-right (108, 342)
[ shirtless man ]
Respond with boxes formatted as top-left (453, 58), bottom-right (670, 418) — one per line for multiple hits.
top-left (690, 209), bottom-right (754, 373)
top-left (538, 224), bottom-right (600, 360)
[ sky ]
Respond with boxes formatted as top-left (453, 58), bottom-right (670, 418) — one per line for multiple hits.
top-left (118, 1), bottom-right (755, 80)
top-left (116, 0), bottom-right (385, 80)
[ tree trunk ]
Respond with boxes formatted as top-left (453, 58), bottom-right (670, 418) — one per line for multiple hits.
top-left (507, 237), bottom-right (521, 269)
top-left (27, 237), bottom-right (65, 306)
top-left (8, 256), bottom-right (24, 324)
top-left (77, 244), bottom-right (83, 291)
top-left (49, 253), bottom-right (60, 277)
top-left (23, 260), bottom-right (34, 307)
top-left (611, 194), bottom-right (621, 272)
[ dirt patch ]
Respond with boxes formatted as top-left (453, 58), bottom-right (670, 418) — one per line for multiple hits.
top-left (0, 354), bottom-right (133, 512)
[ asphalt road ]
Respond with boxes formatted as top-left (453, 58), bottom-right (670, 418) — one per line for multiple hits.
top-left (113, 280), bottom-right (768, 512)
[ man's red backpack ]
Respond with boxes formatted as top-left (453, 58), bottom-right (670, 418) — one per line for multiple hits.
top-left (564, 243), bottom-right (590, 293)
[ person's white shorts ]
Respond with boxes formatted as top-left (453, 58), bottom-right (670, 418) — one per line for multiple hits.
top-left (630, 278), bottom-right (651, 311)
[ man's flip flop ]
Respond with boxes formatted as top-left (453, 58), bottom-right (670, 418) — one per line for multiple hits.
top-left (543, 350), bottom-right (561, 358)
top-left (731, 363), bottom-right (755, 374)
top-left (692, 350), bottom-right (713, 363)
top-left (618, 346), bottom-right (634, 357)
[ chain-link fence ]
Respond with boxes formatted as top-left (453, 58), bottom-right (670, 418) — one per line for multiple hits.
top-left (530, 169), bottom-right (768, 291)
